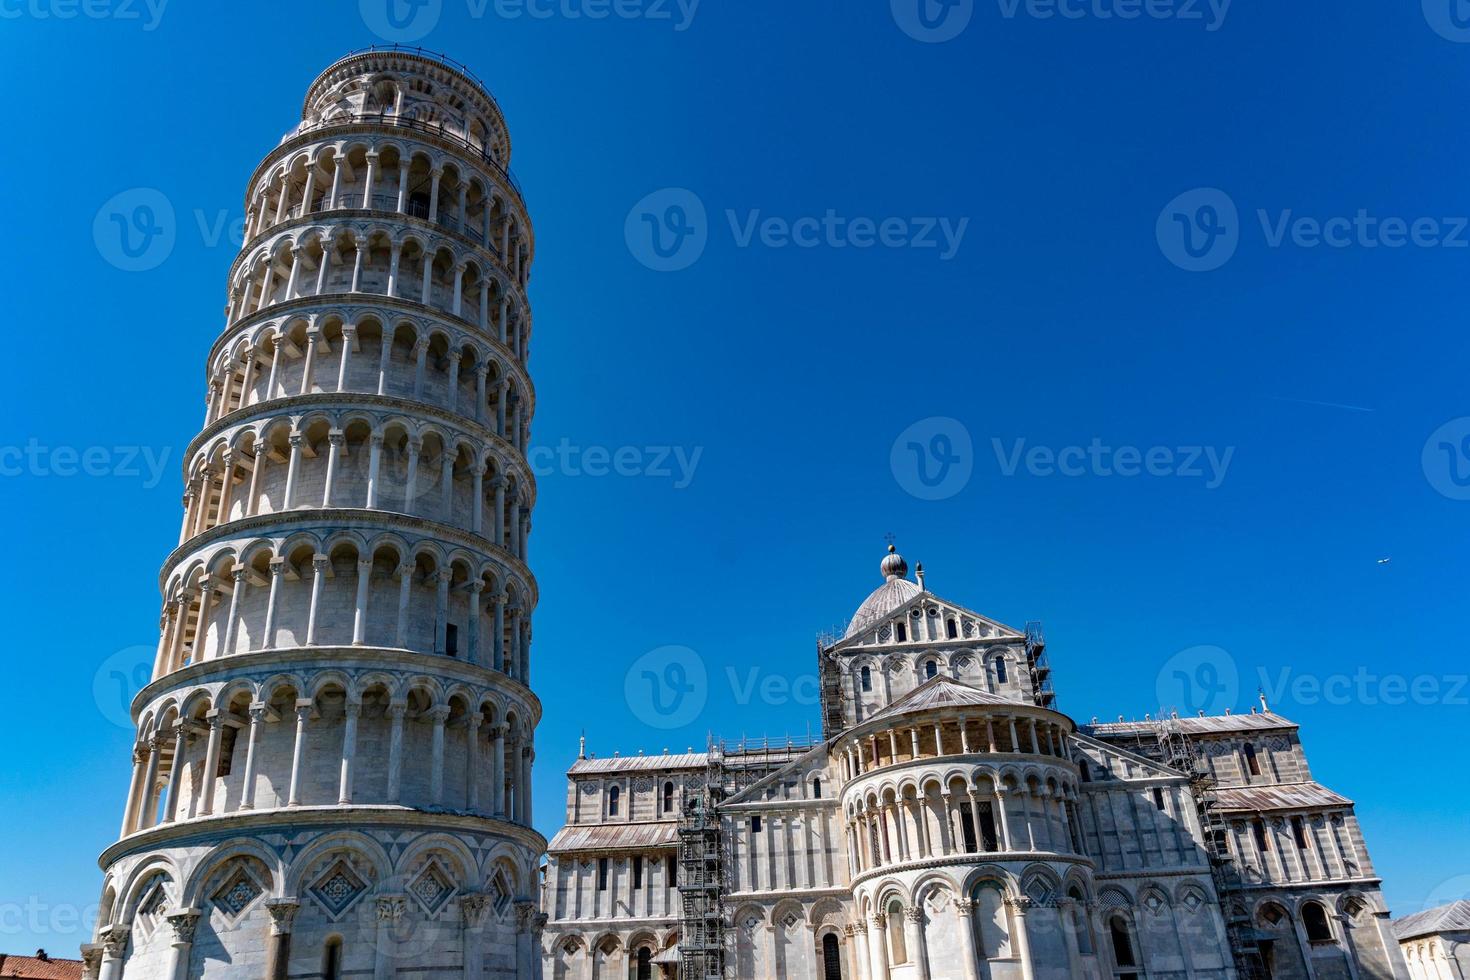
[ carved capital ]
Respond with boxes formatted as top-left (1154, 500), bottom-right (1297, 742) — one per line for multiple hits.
top-left (166, 909), bottom-right (201, 944)
top-left (375, 895), bottom-right (407, 923)
top-left (265, 899), bottom-right (300, 937)
top-left (460, 893), bottom-right (491, 929)
top-left (100, 925), bottom-right (130, 958)
top-left (903, 906), bottom-right (924, 924)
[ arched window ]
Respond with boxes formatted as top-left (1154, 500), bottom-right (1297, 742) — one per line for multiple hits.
top-left (895, 622), bottom-right (908, 642)
top-left (860, 666), bottom-right (872, 692)
top-left (995, 656), bottom-right (1008, 684)
top-left (662, 781), bottom-right (674, 813)
top-left (1243, 742), bottom-right (1261, 776)
top-left (323, 937), bottom-right (343, 980)
top-left (1108, 915), bottom-right (1138, 970)
top-left (924, 660), bottom-right (937, 679)
top-left (1302, 902), bottom-right (1333, 943)
top-left (822, 932), bottom-right (843, 980)
top-left (946, 618), bottom-right (958, 639)
top-left (812, 777), bottom-right (822, 799)
top-left (1068, 888), bottom-right (1094, 954)
top-left (885, 899), bottom-right (907, 964)
top-left (607, 785), bottom-right (620, 816)
top-left (971, 884), bottom-right (1010, 958)
top-left (636, 947), bottom-right (652, 980)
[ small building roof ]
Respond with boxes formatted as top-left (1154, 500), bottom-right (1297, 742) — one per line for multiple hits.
top-left (1394, 901), bottom-right (1470, 941)
top-left (568, 753), bottom-right (707, 775)
top-left (864, 675), bottom-right (1024, 726)
top-left (1213, 781), bottom-right (1353, 812)
top-left (547, 822), bottom-right (679, 853)
top-left (1082, 711), bottom-right (1298, 739)
top-left (0, 953), bottom-right (83, 979)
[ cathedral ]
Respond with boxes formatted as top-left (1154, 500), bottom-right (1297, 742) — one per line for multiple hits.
top-left (540, 546), bottom-right (1411, 980)
top-left (77, 47), bottom-right (1410, 980)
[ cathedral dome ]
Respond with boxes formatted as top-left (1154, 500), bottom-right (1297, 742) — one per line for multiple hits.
top-left (844, 546), bottom-right (922, 639)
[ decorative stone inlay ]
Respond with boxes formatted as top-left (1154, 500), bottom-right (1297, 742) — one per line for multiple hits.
top-left (212, 866), bottom-right (263, 921)
top-left (1024, 878), bottom-right (1054, 907)
top-left (408, 861), bottom-right (457, 916)
top-left (309, 859), bottom-right (369, 918)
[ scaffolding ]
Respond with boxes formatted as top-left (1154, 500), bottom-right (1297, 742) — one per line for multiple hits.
top-left (677, 734), bottom-right (821, 979)
top-left (1157, 719), bottom-right (1267, 980)
top-left (677, 751), bottom-right (728, 980)
top-left (817, 641), bottom-right (847, 739)
top-left (1024, 621), bottom-right (1056, 708)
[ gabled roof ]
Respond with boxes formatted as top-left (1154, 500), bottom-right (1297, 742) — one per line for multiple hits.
top-left (568, 753), bottom-right (706, 775)
top-left (0, 955), bottom-right (83, 980)
top-left (1394, 900), bottom-right (1470, 940)
top-left (547, 822), bottom-right (679, 853)
top-left (1213, 781), bottom-right (1352, 812)
top-left (1082, 711), bottom-right (1298, 740)
top-left (862, 675), bottom-right (1025, 726)
top-left (832, 546), bottom-right (1023, 649)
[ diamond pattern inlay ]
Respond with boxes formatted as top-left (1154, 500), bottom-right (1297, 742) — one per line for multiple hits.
top-left (212, 868), bottom-right (261, 921)
top-left (408, 862), bottom-right (456, 916)
top-left (309, 860), bottom-right (368, 918)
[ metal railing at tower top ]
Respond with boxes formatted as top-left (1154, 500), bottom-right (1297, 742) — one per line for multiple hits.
top-left (334, 45), bottom-right (505, 116)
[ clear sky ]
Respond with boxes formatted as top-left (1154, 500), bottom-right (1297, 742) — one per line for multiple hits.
top-left (3, 0), bottom-right (1470, 957)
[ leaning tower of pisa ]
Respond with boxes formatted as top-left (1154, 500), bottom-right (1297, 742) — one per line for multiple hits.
top-left (85, 49), bottom-right (544, 980)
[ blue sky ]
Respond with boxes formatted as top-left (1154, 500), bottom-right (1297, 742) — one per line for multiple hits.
top-left (3, 0), bottom-right (1470, 955)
